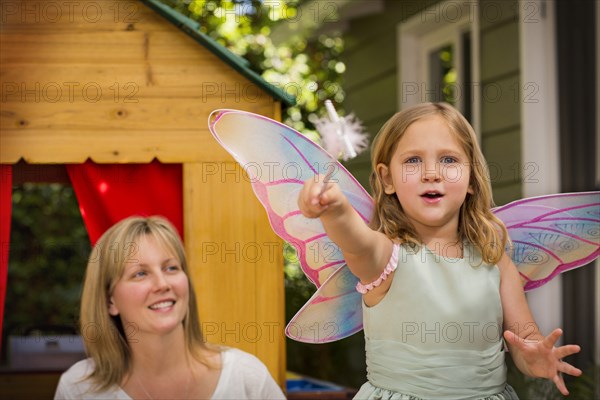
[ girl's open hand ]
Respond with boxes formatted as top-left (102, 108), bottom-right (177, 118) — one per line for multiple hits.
top-left (298, 175), bottom-right (345, 218)
top-left (503, 328), bottom-right (582, 395)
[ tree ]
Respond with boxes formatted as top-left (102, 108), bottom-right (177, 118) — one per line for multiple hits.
top-left (3, 183), bottom-right (89, 353)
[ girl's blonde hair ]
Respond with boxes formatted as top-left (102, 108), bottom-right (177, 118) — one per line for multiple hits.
top-left (369, 102), bottom-right (508, 264)
top-left (79, 216), bottom-right (214, 390)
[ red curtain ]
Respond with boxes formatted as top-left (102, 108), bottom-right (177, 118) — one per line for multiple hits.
top-left (0, 165), bottom-right (13, 339)
top-left (67, 160), bottom-right (183, 245)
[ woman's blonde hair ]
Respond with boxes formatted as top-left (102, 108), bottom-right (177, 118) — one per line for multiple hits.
top-left (79, 216), bottom-right (214, 390)
top-left (369, 102), bottom-right (508, 264)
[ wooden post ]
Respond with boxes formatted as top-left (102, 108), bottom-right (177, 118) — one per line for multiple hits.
top-left (183, 162), bottom-right (285, 384)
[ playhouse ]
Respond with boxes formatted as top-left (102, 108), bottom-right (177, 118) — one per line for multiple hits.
top-left (0, 0), bottom-right (293, 395)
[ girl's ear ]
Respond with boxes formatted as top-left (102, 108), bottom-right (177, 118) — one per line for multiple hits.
top-left (377, 163), bottom-right (395, 194)
top-left (467, 183), bottom-right (474, 195)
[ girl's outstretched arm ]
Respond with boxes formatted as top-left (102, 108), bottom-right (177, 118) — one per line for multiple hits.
top-left (499, 253), bottom-right (582, 395)
top-left (298, 175), bottom-right (392, 285)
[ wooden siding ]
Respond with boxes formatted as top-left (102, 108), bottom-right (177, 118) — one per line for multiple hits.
top-left (0, 0), bottom-right (285, 388)
top-left (0, 1), bottom-right (280, 164)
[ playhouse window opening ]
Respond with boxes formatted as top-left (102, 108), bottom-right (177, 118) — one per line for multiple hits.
top-left (2, 163), bottom-right (89, 365)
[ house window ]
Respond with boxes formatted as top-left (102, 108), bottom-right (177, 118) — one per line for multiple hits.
top-left (398, 1), bottom-right (479, 128)
top-left (428, 44), bottom-right (455, 104)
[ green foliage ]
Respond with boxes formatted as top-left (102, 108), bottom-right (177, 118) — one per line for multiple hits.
top-left (159, 0), bottom-right (345, 137)
top-left (4, 184), bottom-right (89, 343)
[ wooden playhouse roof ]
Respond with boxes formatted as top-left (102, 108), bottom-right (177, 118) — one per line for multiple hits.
top-left (142, 0), bottom-right (295, 106)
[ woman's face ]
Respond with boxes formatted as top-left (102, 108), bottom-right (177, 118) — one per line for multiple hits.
top-left (108, 234), bottom-right (189, 338)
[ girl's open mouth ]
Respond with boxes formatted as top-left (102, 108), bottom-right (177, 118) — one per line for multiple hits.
top-left (421, 192), bottom-right (443, 199)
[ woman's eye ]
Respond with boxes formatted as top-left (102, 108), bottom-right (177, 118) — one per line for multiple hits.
top-left (133, 271), bottom-right (146, 278)
top-left (166, 265), bottom-right (180, 272)
top-left (441, 156), bottom-right (457, 164)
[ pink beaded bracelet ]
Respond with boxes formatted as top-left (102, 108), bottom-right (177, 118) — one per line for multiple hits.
top-left (355, 243), bottom-right (400, 294)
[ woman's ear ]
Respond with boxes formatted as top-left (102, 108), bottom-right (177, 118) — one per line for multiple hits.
top-left (108, 297), bottom-right (119, 316)
top-left (377, 163), bottom-right (395, 194)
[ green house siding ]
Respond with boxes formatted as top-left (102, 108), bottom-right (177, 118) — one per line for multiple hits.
top-left (342, 0), bottom-right (523, 204)
top-left (479, 0), bottom-right (519, 31)
top-left (479, 0), bottom-right (521, 205)
top-left (341, 0), bottom-right (436, 191)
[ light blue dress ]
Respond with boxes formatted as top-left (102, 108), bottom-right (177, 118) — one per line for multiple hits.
top-left (355, 243), bottom-right (519, 400)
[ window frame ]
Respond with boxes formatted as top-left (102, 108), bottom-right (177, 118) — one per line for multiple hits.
top-left (397, 0), bottom-right (480, 134)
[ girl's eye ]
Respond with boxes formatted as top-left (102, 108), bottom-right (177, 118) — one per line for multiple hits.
top-left (441, 156), bottom-right (457, 164)
top-left (405, 157), bottom-right (421, 164)
top-left (165, 265), bottom-right (181, 272)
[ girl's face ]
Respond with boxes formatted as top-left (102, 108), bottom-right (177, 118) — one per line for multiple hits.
top-left (108, 234), bottom-right (189, 338)
top-left (378, 115), bottom-right (473, 237)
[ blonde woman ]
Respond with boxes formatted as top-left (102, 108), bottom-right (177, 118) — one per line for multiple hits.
top-left (55, 216), bottom-right (284, 399)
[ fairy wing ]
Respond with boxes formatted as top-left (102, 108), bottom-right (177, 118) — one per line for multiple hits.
top-left (285, 264), bottom-right (362, 343)
top-left (208, 109), bottom-right (373, 287)
top-left (208, 109), bottom-right (370, 343)
top-left (494, 192), bottom-right (600, 291)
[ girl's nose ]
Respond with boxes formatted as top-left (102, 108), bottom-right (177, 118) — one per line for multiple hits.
top-left (422, 162), bottom-right (441, 182)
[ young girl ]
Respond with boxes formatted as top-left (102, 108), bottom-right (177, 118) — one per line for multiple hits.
top-left (298, 103), bottom-right (582, 399)
top-left (54, 216), bottom-right (285, 399)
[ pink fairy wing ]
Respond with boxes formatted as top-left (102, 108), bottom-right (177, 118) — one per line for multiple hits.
top-left (208, 109), bottom-right (374, 288)
top-left (209, 109), bottom-right (371, 343)
top-left (494, 192), bottom-right (600, 291)
top-left (285, 264), bottom-right (362, 343)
